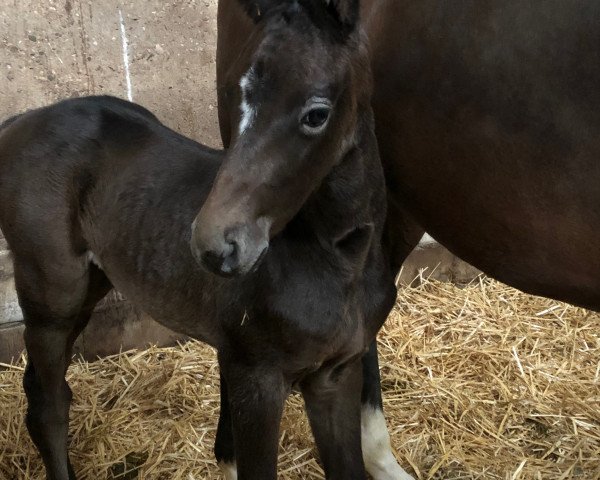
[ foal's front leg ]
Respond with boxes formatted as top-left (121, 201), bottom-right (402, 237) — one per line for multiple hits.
top-left (300, 358), bottom-right (367, 480)
top-left (218, 353), bottom-right (287, 480)
top-left (214, 373), bottom-right (237, 479)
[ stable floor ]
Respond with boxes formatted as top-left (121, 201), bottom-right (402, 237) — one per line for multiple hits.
top-left (2, 278), bottom-right (599, 479)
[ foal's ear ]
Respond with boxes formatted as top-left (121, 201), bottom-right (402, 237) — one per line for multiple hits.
top-left (238, 0), bottom-right (276, 22)
top-left (324, 0), bottom-right (360, 33)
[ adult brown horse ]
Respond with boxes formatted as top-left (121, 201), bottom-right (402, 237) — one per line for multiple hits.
top-left (210, 0), bottom-right (600, 478)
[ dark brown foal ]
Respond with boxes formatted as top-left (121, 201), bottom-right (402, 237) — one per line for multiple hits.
top-left (0, 2), bottom-right (398, 478)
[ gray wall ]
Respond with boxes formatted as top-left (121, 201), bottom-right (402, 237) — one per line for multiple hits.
top-left (0, 0), bottom-right (479, 363)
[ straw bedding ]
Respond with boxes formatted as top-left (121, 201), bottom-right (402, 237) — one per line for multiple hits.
top-left (1, 276), bottom-right (599, 479)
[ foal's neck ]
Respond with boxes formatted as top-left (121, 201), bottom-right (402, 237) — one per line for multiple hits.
top-left (294, 106), bottom-right (385, 246)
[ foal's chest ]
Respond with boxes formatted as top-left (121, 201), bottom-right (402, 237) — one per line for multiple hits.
top-left (246, 252), bottom-right (378, 369)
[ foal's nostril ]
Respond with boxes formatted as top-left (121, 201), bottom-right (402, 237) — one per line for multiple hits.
top-left (192, 219), bottom-right (270, 277)
top-left (219, 241), bottom-right (240, 275)
top-left (199, 241), bottom-right (239, 277)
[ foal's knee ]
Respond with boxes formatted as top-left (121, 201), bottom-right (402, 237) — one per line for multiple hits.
top-left (302, 357), bottom-right (363, 401)
top-left (23, 362), bottom-right (72, 420)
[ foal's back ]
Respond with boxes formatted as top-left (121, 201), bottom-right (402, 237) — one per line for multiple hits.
top-left (0, 96), bottom-right (219, 254)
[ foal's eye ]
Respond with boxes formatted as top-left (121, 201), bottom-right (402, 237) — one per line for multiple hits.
top-left (303, 108), bottom-right (330, 128)
top-left (300, 103), bottom-right (332, 135)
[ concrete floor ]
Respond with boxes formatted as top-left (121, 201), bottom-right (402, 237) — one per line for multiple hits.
top-left (0, 0), bottom-right (479, 362)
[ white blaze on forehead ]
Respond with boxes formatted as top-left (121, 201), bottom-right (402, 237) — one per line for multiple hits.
top-left (361, 405), bottom-right (415, 480)
top-left (238, 67), bottom-right (258, 135)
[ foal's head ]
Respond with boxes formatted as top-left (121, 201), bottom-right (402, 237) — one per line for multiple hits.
top-left (192, 0), bottom-right (370, 276)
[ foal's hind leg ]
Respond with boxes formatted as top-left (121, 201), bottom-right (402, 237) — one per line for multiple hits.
top-left (16, 259), bottom-right (110, 480)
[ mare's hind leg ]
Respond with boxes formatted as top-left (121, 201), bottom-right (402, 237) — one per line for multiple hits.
top-left (16, 258), bottom-right (111, 480)
top-left (214, 373), bottom-right (237, 480)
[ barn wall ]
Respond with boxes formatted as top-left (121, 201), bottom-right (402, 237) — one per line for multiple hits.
top-left (0, 0), bottom-right (479, 363)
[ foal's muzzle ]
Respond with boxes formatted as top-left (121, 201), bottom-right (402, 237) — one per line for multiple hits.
top-left (191, 220), bottom-right (270, 277)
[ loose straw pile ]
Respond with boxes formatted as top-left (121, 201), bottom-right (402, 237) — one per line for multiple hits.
top-left (1, 276), bottom-right (599, 479)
